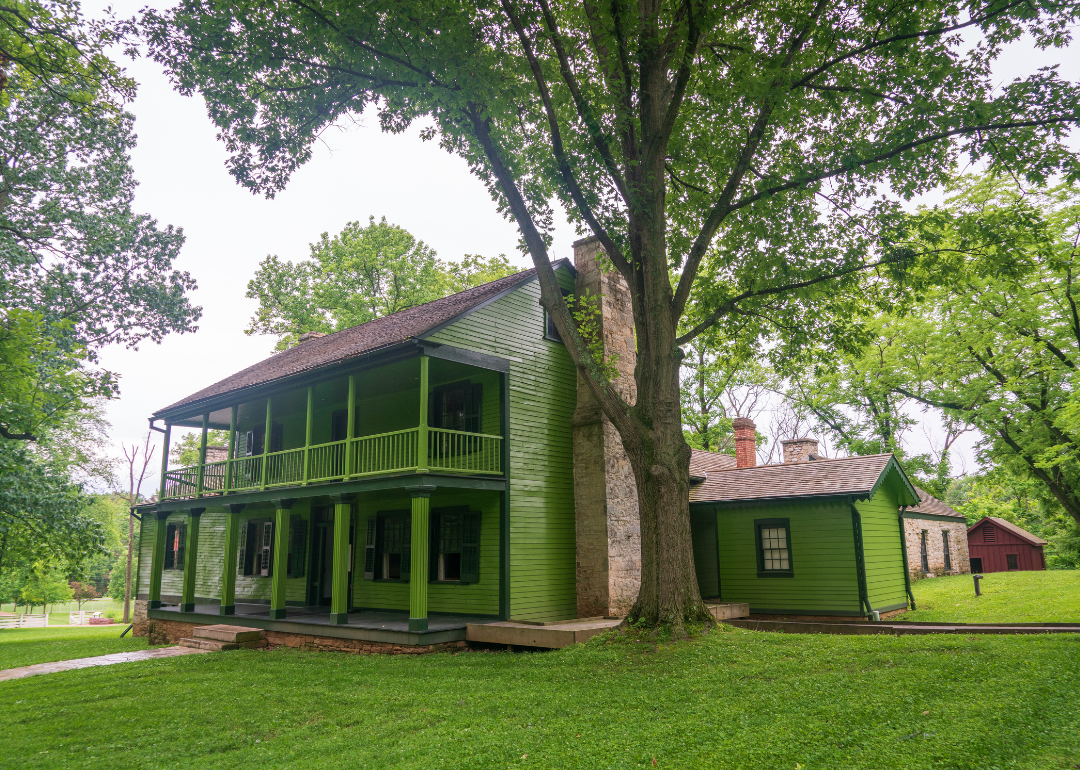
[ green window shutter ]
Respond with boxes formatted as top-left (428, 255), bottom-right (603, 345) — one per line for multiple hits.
top-left (364, 517), bottom-right (376, 580)
top-left (237, 521), bottom-right (248, 575)
top-left (265, 521), bottom-right (275, 577)
top-left (176, 523), bottom-right (187, 571)
top-left (163, 523), bottom-right (175, 570)
top-left (288, 516), bottom-right (307, 578)
top-left (428, 509), bottom-right (440, 582)
top-left (460, 511), bottom-right (480, 583)
top-left (400, 513), bottom-right (411, 579)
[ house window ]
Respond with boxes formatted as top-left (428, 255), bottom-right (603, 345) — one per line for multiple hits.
top-left (430, 508), bottom-right (480, 583)
top-left (970, 557), bottom-right (983, 573)
top-left (432, 381), bottom-right (482, 433)
top-left (920, 530), bottom-right (929, 573)
top-left (1006, 553), bottom-right (1019, 571)
top-left (754, 519), bottom-right (793, 577)
top-left (244, 424), bottom-right (282, 456)
top-left (238, 519), bottom-right (274, 577)
top-left (942, 530), bottom-right (952, 571)
top-left (331, 410), bottom-right (348, 442)
top-left (375, 511), bottom-right (410, 581)
top-left (163, 522), bottom-right (186, 571)
top-left (544, 289), bottom-right (571, 343)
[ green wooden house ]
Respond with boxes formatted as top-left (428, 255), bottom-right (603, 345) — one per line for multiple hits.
top-left (133, 240), bottom-right (920, 650)
top-left (688, 429), bottom-right (920, 618)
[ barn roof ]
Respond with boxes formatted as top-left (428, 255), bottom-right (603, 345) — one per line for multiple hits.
top-left (907, 485), bottom-right (965, 519)
top-left (689, 453), bottom-right (920, 507)
top-left (969, 516), bottom-right (1047, 546)
top-left (156, 260), bottom-right (572, 417)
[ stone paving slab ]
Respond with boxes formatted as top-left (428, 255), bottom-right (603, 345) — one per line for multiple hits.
top-left (0, 645), bottom-right (209, 682)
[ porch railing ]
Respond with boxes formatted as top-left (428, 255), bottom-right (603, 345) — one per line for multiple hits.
top-left (160, 427), bottom-right (503, 500)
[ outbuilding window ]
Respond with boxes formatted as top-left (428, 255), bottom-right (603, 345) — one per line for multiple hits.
top-left (754, 518), bottom-right (793, 577)
top-left (942, 530), bottom-right (952, 571)
top-left (920, 530), bottom-right (929, 573)
top-left (163, 522), bottom-right (186, 571)
top-left (1006, 554), bottom-right (1019, 571)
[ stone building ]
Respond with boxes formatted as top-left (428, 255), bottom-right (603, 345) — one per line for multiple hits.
top-left (903, 487), bottom-right (970, 577)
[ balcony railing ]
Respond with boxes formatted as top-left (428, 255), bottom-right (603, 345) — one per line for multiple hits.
top-left (161, 427), bottom-right (503, 500)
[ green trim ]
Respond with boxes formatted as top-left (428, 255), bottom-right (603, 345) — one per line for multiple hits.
top-left (748, 607), bottom-right (869, 617)
top-left (419, 341), bottom-right (511, 373)
top-left (499, 369), bottom-right (510, 620)
top-left (897, 508), bottom-right (916, 610)
top-left (850, 502), bottom-right (873, 619)
top-left (873, 601), bottom-right (909, 613)
top-left (902, 511), bottom-right (967, 523)
top-left (866, 456), bottom-right (921, 507)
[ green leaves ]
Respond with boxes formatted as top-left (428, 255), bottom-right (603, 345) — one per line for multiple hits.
top-left (244, 216), bottom-right (518, 350)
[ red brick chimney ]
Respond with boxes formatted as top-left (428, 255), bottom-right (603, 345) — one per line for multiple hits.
top-left (733, 417), bottom-right (756, 469)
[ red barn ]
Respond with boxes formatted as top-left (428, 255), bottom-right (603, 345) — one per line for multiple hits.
top-left (967, 517), bottom-right (1046, 573)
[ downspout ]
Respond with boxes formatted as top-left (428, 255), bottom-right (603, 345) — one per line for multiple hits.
top-left (898, 505), bottom-right (917, 610)
top-left (849, 498), bottom-right (874, 620)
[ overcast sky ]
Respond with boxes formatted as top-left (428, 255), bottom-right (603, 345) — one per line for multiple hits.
top-left (82, 0), bottom-right (1078, 494)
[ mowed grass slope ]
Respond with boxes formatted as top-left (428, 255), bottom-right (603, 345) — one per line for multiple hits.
top-left (0, 626), bottom-right (149, 670)
top-left (2, 628), bottom-right (1078, 770)
top-left (906, 570), bottom-right (1080, 623)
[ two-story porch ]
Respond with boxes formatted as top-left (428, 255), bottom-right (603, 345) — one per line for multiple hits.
top-left (139, 343), bottom-right (511, 645)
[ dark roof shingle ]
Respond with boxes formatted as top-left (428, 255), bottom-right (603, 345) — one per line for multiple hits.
top-left (689, 454), bottom-right (913, 504)
top-left (907, 485), bottom-right (964, 519)
top-left (689, 449), bottom-right (736, 477)
top-left (157, 265), bottom-right (553, 416)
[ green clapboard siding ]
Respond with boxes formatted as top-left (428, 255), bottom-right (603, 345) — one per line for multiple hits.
top-left (855, 487), bottom-right (909, 611)
top-left (427, 268), bottom-right (577, 621)
top-left (715, 500), bottom-right (862, 615)
top-left (352, 488), bottom-right (501, 616)
top-left (690, 511), bottom-right (720, 599)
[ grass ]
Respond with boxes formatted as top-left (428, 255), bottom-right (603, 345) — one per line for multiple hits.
top-left (906, 570), bottom-right (1080, 624)
top-left (0, 625), bottom-right (148, 670)
top-left (1, 627), bottom-right (1079, 769)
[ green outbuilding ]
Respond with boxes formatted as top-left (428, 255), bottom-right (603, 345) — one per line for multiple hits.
top-left (689, 437), bottom-right (920, 619)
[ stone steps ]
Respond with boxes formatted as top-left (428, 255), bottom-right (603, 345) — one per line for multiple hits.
top-left (177, 624), bottom-right (267, 652)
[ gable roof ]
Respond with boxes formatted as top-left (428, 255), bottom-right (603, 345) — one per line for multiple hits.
top-left (689, 449), bottom-right (736, 478)
top-left (907, 485), bottom-right (965, 519)
top-left (689, 453), bottom-right (920, 506)
top-left (969, 516), bottom-right (1047, 546)
top-left (157, 261), bottom-right (571, 417)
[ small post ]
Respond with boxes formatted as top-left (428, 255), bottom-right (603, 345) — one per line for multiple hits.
top-left (158, 423), bottom-right (172, 500)
top-left (179, 508), bottom-right (205, 612)
top-left (260, 397), bottom-right (273, 489)
top-left (148, 511), bottom-right (169, 609)
top-left (303, 386), bottom-right (314, 485)
top-left (225, 405), bottom-right (237, 495)
top-left (407, 485), bottom-right (435, 632)
top-left (196, 413), bottom-right (209, 497)
top-left (269, 499), bottom-right (294, 620)
top-left (417, 356), bottom-right (429, 472)
top-left (220, 504), bottom-right (244, 616)
top-left (973, 573), bottom-right (983, 596)
top-left (344, 375), bottom-right (356, 479)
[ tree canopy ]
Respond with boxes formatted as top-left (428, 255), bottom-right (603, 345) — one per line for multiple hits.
top-left (245, 216), bottom-right (518, 350)
top-left (146, 0), bottom-right (1080, 628)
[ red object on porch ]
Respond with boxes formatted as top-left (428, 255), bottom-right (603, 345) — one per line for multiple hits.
top-left (967, 517), bottom-right (1046, 573)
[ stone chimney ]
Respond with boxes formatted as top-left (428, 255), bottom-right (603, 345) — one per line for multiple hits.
top-left (572, 236), bottom-right (639, 618)
top-left (782, 438), bottom-right (819, 463)
top-left (732, 418), bottom-right (756, 468)
top-left (297, 331), bottom-right (327, 344)
top-left (204, 445), bottom-right (229, 463)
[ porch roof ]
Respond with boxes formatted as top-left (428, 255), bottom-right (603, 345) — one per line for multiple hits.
top-left (156, 260), bottom-right (572, 417)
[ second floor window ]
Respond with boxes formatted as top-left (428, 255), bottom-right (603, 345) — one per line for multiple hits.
top-left (433, 381), bottom-right (482, 433)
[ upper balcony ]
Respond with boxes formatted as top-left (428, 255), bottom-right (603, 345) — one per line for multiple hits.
top-left (157, 351), bottom-right (505, 502)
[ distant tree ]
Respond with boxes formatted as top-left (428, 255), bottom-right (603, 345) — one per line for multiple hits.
top-left (120, 433), bottom-right (153, 623)
top-left (245, 216), bottom-right (519, 351)
top-left (20, 561), bottom-right (72, 613)
top-left (69, 580), bottom-right (98, 609)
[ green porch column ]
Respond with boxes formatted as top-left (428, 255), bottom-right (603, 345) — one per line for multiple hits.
top-left (220, 504), bottom-right (244, 616)
top-left (269, 498), bottom-right (295, 620)
top-left (407, 485), bottom-right (435, 632)
top-left (302, 386), bottom-right (314, 485)
top-left (196, 413), bottom-right (209, 497)
top-left (158, 423), bottom-right (171, 500)
top-left (180, 508), bottom-right (205, 612)
top-left (225, 405), bottom-right (237, 494)
top-left (417, 356), bottom-right (429, 472)
top-left (260, 396), bottom-right (273, 489)
top-left (148, 511), bottom-right (169, 609)
top-left (344, 375), bottom-right (356, 479)
top-left (330, 494), bottom-right (353, 624)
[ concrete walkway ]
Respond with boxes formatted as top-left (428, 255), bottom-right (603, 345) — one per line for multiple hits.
top-left (0, 646), bottom-right (209, 682)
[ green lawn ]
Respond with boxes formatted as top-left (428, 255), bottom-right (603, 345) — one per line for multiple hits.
top-left (0, 625), bottom-right (148, 670)
top-left (905, 569), bottom-right (1080, 623)
top-left (2, 627), bottom-right (1078, 769)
